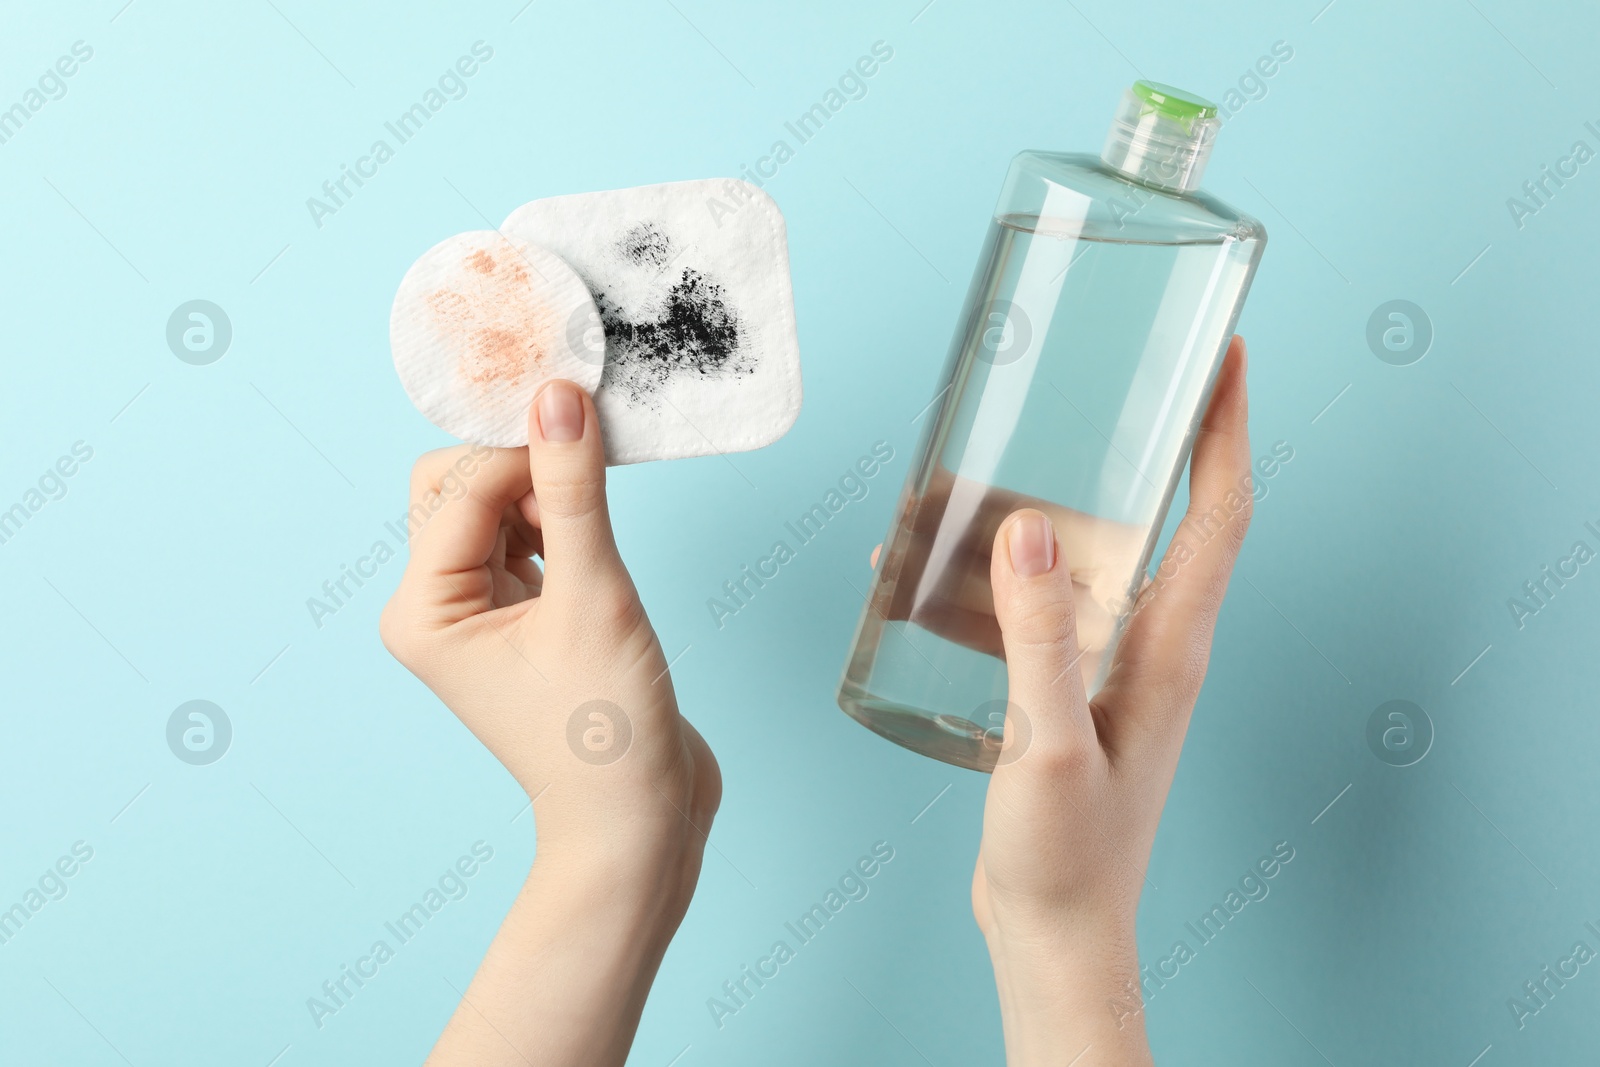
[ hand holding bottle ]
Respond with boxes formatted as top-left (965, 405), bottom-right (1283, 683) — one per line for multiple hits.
top-left (838, 80), bottom-right (1265, 772)
top-left (975, 338), bottom-right (1253, 1065)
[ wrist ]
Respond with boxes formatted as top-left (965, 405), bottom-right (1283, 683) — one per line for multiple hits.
top-left (985, 920), bottom-right (1153, 1067)
top-left (427, 850), bottom-right (699, 1066)
top-left (527, 839), bottom-right (703, 951)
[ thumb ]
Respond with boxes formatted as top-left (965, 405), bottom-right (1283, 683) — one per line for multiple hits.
top-left (527, 379), bottom-right (627, 598)
top-left (990, 509), bottom-right (1097, 755)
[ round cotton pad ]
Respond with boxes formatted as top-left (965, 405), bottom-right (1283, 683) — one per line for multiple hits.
top-left (390, 230), bottom-right (604, 447)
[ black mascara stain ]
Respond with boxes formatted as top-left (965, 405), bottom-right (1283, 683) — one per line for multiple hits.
top-left (616, 222), bottom-right (673, 270)
top-left (596, 268), bottom-right (749, 407)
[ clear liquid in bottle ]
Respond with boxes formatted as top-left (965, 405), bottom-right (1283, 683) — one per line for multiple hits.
top-left (839, 82), bottom-right (1267, 771)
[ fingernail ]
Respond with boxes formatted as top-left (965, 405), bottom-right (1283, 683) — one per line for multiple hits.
top-left (1008, 511), bottom-right (1055, 578)
top-left (536, 380), bottom-right (584, 443)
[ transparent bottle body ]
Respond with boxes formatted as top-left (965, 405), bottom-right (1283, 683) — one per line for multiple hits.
top-left (838, 152), bottom-right (1266, 772)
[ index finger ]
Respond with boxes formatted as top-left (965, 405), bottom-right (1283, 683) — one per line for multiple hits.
top-left (402, 444), bottom-right (533, 581)
top-left (1097, 336), bottom-right (1253, 747)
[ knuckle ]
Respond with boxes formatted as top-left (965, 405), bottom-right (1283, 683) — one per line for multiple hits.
top-left (1149, 641), bottom-right (1212, 709)
top-left (1229, 494), bottom-right (1254, 541)
top-left (407, 449), bottom-right (448, 497)
top-left (1004, 593), bottom-right (1078, 652)
top-left (409, 445), bottom-right (479, 502)
top-left (1023, 735), bottom-right (1095, 779)
top-left (585, 580), bottom-right (646, 636)
top-left (1220, 521), bottom-right (1249, 567)
top-left (534, 470), bottom-right (607, 520)
top-left (378, 597), bottom-right (422, 665)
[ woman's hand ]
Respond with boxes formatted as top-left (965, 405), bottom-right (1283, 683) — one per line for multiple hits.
top-left (380, 379), bottom-right (720, 1066)
top-left (976, 337), bottom-right (1254, 1066)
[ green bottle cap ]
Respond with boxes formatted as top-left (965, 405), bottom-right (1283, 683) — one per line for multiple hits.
top-left (1131, 80), bottom-right (1219, 130)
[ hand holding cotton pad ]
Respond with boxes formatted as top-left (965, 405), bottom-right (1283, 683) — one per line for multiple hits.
top-left (390, 230), bottom-right (603, 447)
top-left (391, 179), bottom-right (801, 464)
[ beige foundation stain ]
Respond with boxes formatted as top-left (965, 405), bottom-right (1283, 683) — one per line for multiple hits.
top-left (426, 236), bottom-right (558, 398)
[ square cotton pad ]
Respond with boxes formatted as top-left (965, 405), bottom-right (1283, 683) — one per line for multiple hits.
top-left (500, 179), bottom-right (802, 465)
top-left (390, 230), bottom-right (604, 447)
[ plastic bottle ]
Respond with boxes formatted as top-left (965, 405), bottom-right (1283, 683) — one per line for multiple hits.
top-left (838, 81), bottom-right (1267, 771)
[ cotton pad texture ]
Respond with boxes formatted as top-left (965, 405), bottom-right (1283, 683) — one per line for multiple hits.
top-left (500, 179), bottom-right (802, 465)
top-left (390, 230), bottom-right (604, 447)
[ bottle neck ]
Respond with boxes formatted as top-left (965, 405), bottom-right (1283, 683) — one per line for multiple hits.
top-left (1100, 103), bottom-right (1217, 194)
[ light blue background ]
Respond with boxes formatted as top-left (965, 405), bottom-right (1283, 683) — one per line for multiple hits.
top-left (3, 0), bottom-right (1597, 1063)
